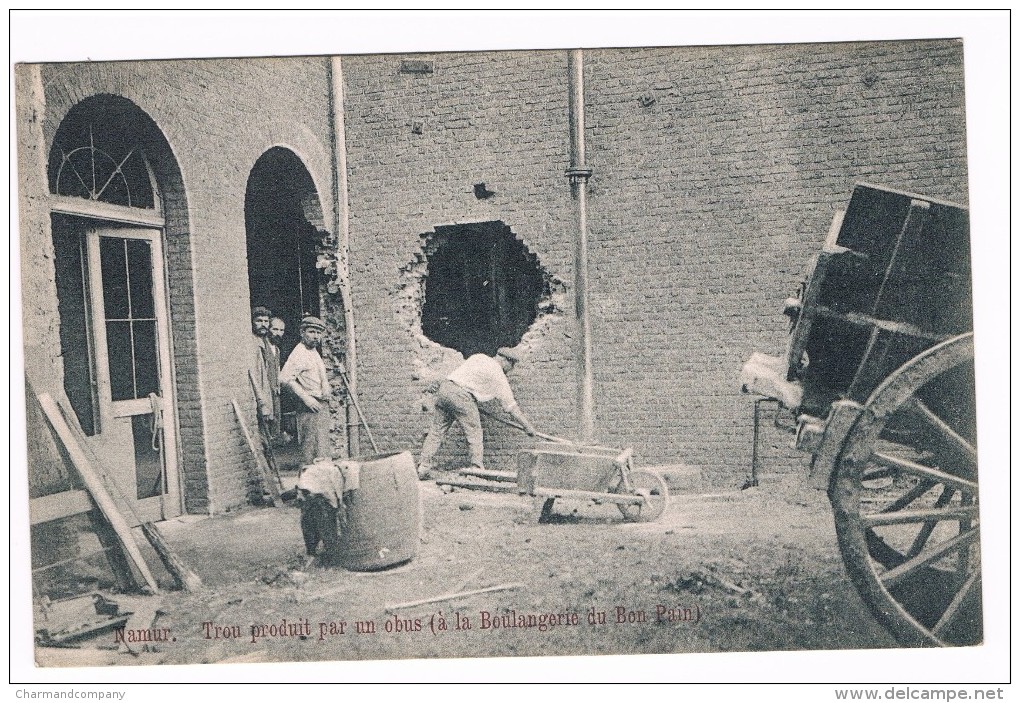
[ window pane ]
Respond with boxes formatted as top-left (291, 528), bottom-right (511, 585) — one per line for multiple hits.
top-left (47, 105), bottom-right (156, 210)
top-left (100, 237), bottom-right (129, 319)
top-left (132, 320), bottom-right (159, 398)
top-left (106, 320), bottom-right (134, 400)
top-left (126, 239), bottom-right (155, 318)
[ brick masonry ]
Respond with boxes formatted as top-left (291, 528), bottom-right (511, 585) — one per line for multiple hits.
top-left (17, 40), bottom-right (970, 514)
top-left (19, 57), bottom-right (336, 512)
top-left (341, 40), bottom-right (969, 482)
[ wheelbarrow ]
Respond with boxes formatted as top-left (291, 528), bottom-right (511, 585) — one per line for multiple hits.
top-left (445, 411), bottom-right (670, 523)
top-left (515, 441), bottom-right (670, 523)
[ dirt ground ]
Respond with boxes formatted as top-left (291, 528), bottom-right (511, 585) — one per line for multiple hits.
top-left (41, 470), bottom-right (901, 668)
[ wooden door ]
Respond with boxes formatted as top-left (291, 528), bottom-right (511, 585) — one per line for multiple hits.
top-left (84, 226), bottom-right (180, 522)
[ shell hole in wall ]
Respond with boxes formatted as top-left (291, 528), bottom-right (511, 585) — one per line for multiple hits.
top-left (420, 222), bottom-right (546, 358)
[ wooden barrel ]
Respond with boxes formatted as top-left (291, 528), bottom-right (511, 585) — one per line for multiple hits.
top-left (336, 451), bottom-right (421, 571)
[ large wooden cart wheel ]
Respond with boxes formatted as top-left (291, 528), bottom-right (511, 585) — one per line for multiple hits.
top-left (617, 469), bottom-right (670, 522)
top-left (830, 333), bottom-right (980, 647)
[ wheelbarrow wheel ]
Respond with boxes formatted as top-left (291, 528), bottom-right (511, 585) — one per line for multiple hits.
top-left (830, 333), bottom-right (980, 647)
top-left (617, 469), bottom-right (669, 522)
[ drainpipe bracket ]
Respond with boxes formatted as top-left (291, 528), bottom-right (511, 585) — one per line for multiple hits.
top-left (565, 168), bottom-right (593, 180)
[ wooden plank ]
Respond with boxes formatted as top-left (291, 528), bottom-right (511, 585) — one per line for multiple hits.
top-left (384, 582), bottom-right (524, 612)
top-left (140, 522), bottom-right (203, 592)
top-left (49, 194), bottom-right (166, 227)
top-left (450, 567), bottom-right (485, 594)
top-left (231, 399), bottom-right (282, 505)
top-left (88, 513), bottom-right (139, 593)
top-left (53, 392), bottom-right (143, 528)
top-left (517, 449), bottom-right (620, 493)
top-left (846, 327), bottom-right (896, 403)
top-left (115, 596), bottom-right (164, 655)
top-left (456, 468), bottom-right (517, 482)
top-left (433, 478), bottom-right (520, 494)
top-left (52, 392), bottom-right (159, 589)
top-left (870, 199), bottom-right (931, 317)
top-left (529, 486), bottom-right (643, 505)
top-left (248, 374), bottom-right (283, 490)
top-left (29, 490), bottom-right (95, 525)
top-left (811, 307), bottom-right (947, 342)
top-left (37, 393), bottom-right (160, 593)
top-left (786, 247), bottom-right (838, 381)
top-left (55, 391), bottom-right (198, 586)
top-left (38, 615), bottom-right (130, 646)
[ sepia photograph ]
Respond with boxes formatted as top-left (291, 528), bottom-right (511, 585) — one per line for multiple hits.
top-left (9, 9), bottom-right (1010, 691)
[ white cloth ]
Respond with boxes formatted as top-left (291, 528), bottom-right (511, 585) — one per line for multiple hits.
top-left (281, 343), bottom-right (331, 400)
top-left (447, 354), bottom-right (518, 411)
top-left (297, 459), bottom-right (360, 509)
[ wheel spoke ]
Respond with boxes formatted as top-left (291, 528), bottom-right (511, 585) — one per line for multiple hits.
top-left (903, 397), bottom-right (977, 469)
top-left (861, 466), bottom-right (896, 483)
top-left (831, 334), bottom-right (980, 647)
top-left (905, 486), bottom-right (955, 558)
top-left (871, 451), bottom-right (978, 493)
top-left (932, 567), bottom-right (981, 638)
top-left (862, 504), bottom-right (977, 527)
top-left (957, 494), bottom-right (976, 577)
top-left (879, 527), bottom-right (979, 587)
top-left (879, 479), bottom-right (935, 514)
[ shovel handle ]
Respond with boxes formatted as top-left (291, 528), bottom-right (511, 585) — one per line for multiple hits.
top-left (478, 408), bottom-right (572, 444)
top-left (534, 431), bottom-right (573, 444)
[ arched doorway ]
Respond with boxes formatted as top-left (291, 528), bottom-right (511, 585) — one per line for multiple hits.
top-left (245, 147), bottom-right (325, 363)
top-left (46, 95), bottom-right (193, 521)
top-left (245, 148), bottom-right (334, 452)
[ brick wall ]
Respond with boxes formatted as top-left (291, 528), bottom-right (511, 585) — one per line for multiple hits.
top-left (342, 40), bottom-right (969, 482)
top-left (24, 57), bottom-right (335, 511)
top-left (583, 40), bottom-right (968, 480)
top-left (19, 40), bottom-right (970, 503)
top-left (342, 50), bottom-right (581, 470)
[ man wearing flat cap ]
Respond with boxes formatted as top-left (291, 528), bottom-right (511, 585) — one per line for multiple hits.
top-left (418, 347), bottom-right (537, 480)
top-left (281, 316), bottom-right (333, 464)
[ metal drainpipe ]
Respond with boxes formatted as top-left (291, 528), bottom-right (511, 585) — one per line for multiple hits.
top-left (567, 49), bottom-right (596, 444)
top-left (329, 56), bottom-right (360, 457)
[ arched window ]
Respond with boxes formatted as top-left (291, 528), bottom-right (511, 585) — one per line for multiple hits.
top-left (47, 97), bottom-right (158, 211)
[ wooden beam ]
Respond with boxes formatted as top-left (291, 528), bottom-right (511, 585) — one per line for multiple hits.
top-left (29, 490), bottom-right (95, 525)
top-left (385, 582), bottom-right (524, 612)
top-left (36, 392), bottom-right (159, 593)
top-left (871, 199), bottom-right (931, 318)
top-left (140, 522), bottom-right (203, 592)
top-left (231, 399), bottom-right (282, 505)
top-left (115, 595), bottom-right (164, 655)
top-left (433, 479), bottom-right (520, 494)
top-left (49, 194), bottom-right (166, 227)
top-left (529, 486), bottom-right (643, 505)
top-left (456, 468), bottom-right (517, 483)
top-left (52, 392), bottom-right (143, 528)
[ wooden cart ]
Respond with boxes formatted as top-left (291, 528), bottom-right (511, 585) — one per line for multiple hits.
top-left (515, 442), bottom-right (669, 522)
top-left (740, 183), bottom-right (979, 647)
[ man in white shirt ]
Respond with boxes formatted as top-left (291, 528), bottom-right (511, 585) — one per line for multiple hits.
top-left (418, 347), bottom-right (537, 479)
top-left (281, 316), bottom-right (333, 465)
